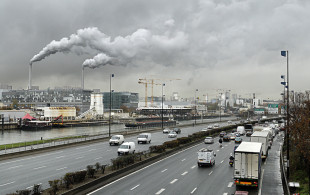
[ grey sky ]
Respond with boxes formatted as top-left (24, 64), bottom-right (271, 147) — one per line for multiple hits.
top-left (0, 0), bottom-right (309, 100)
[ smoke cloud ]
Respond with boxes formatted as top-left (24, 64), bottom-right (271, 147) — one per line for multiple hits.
top-left (30, 26), bottom-right (188, 69)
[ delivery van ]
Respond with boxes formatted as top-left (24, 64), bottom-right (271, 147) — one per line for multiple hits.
top-left (117, 142), bottom-right (135, 155)
top-left (137, 133), bottom-right (151, 144)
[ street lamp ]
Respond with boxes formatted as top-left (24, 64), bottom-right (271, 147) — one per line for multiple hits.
top-left (161, 83), bottom-right (165, 129)
top-left (195, 89), bottom-right (198, 125)
top-left (219, 93), bottom-right (222, 122)
top-left (109, 73), bottom-right (114, 138)
top-left (281, 50), bottom-right (290, 179)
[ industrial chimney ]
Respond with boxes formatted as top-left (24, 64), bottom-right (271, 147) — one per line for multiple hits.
top-left (81, 67), bottom-right (84, 90)
top-left (28, 63), bottom-right (32, 90)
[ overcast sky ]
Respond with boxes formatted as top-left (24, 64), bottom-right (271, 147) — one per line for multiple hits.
top-left (1, 0), bottom-right (309, 100)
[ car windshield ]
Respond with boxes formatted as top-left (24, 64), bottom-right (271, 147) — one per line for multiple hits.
top-left (138, 135), bottom-right (147, 138)
top-left (111, 136), bottom-right (120, 140)
top-left (119, 145), bottom-right (129, 149)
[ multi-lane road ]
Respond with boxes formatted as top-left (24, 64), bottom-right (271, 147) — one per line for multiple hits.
top-left (0, 119), bottom-right (233, 194)
top-left (0, 118), bottom-right (284, 195)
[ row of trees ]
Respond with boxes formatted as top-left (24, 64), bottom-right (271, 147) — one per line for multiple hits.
top-left (288, 93), bottom-right (310, 194)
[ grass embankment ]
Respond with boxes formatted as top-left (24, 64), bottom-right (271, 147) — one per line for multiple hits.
top-left (0, 135), bottom-right (88, 150)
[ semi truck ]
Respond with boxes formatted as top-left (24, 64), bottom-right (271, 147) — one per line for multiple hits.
top-left (250, 131), bottom-right (270, 159)
top-left (234, 142), bottom-right (262, 188)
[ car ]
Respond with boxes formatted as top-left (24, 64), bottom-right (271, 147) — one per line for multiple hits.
top-left (109, 135), bottom-right (124, 146)
top-left (219, 131), bottom-right (226, 137)
top-left (137, 133), bottom-right (151, 144)
top-left (197, 148), bottom-right (216, 167)
top-left (223, 135), bottom-right (230, 142)
top-left (163, 128), bottom-right (170, 134)
top-left (229, 133), bottom-right (236, 140)
top-left (173, 127), bottom-right (181, 134)
top-left (235, 136), bottom-right (242, 143)
top-left (235, 132), bottom-right (241, 137)
top-left (213, 124), bottom-right (220, 129)
top-left (168, 131), bottom-right (177, 138)
top-left (227, 120), bottom-right (233, 124)
top-left (117, 142), bottom-right (135, 155)
top-left (204, 137), bottom-right (214, 144)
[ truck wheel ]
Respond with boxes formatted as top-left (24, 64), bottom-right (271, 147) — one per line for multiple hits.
top-left (109, 143), bottom-right (112, 146)
top-left (149, 140), bottom-right (151, 143)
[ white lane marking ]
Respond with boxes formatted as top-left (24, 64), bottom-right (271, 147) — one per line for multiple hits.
top-left (75, 156), bottom-right (84, 160)
top-left (216, 150), bottom-right (220, 152)
top-left (181, 171), bottom-right (188, 176)
top-left (209, 171), bottom-right (213, 175)
top-left (76, 145), bottom-right (91, 149)
top-left (87, 142), bottom-right (203, 194)
top-left (258, 169), bottom-right (265, 195)
top-left (56, 156), bottom-right (65, 159)
top-left (130, 184), bottom-right (140, 190)
top-left (223, 193), bottom-right (228, 195)
top-left (89, 149), bottom-right (97, 151)
top-left (0, 181), bottom-right (15, 187)
top-left (56, 167), bottom-right (67, 171)
top-left (191, 165), bottom-right (196, 169)
top-left (225, 145), bottom-right (228, 147)
top-left (94, 157), bottom-right (103, 160)
top-left (227, 182), bottom-right (233, 187)
top-left (170, 179), bottom-right (178, 184)
top-left (161, 169), bottom-right (168, 173)
top-left (155, 188), bottom-right (165, 195)
top-left (0, 151), bottom-right (63, 166)
top-left (221, 160), bottom-right (224, 164)
top-left (181, 158), bottom-right (186, 162)
top-left (191, 187), bottom-right (197, 194)
top-left (107, 149), bottom-right (111, 152)
top-left (34, 166), bottom-right (46, 170)
top-left (8, 165), bottom-right (23, 170)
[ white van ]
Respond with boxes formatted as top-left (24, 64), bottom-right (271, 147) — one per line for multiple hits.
top-left (197, 148), bottom-right (216, 167)
top-left (137, 133), bottom-right (151, 144)
top-left (117, 142), bottom-right (135, 155)
top-left (236, 126), bottom-right (245, 135)
top-left (109, 135), bottom-right (124, 146)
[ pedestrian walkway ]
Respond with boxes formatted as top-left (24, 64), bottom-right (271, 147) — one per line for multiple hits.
top-left (261, 133), bottom-right (284, 195)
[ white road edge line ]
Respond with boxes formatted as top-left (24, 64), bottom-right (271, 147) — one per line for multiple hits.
top-left (209, 171), bottom-right (213, 175)
top-left (227, 182), bottom-right (233, 187)
top-left (191, 187), bottom-right (197, 194)
top-left (258, 169), bottom-right (265, 195)
top-left (86, 142), bottom-right (203, 195)
top-left (75, 156), bottom-right (84, 160)
top-left (170, 179), bottom-right (178, 184)
top-left (56, 156), bottom-right (65, 159)
top-left (8, 165), bottom-right (23, 169)
top-left (155, 188), bottom-right (165, 195)
top-left (220, 160), bottom-right (224, 163)
top-left (191, 165), bottom-right (196, 169)
top-left (223, 193), bottom-right (228, 195)
top-left (94, 157), bottom-right (103, 160)
top-left (181, 171), bottom-right (188, 176)
top-left (161, 169), bottom-right (167, 173)
top-left (181, 158), bottom-right (186, 161)
top-left (0, 181), bottom-right (15, 187)
top-left (130, 184), bottom-right (140, 190)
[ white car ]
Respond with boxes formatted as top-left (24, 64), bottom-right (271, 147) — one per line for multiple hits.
top-left (168, 131), bottom-right (177, 138)
top-left (117, 142), bottom-right (135, 155)
top-left (109, 135), bottom-right (124, 146)
top-left (163, 128), bottom-right (170, 134)
top-left (204, 137), bottom-right (214, 144)
top-left (213, 124), bottom-right (220, 129)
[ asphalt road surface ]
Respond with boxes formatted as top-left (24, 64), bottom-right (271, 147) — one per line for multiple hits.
top-left (0, 119), bottom-right (234, 194)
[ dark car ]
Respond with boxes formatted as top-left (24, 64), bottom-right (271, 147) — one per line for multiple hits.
top-left (173, 128), bottom-right (181, 134)
top-left (219, 131), bottom-right (226, 137)
top-left (223, 135), bottom-right (230, 142)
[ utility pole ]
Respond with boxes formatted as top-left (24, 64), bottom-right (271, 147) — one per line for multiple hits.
top-left (109, 73), bottom-right (114, 138)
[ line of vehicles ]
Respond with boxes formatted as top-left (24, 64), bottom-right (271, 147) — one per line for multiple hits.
top-left (197, 119), bottom-right (283, 192)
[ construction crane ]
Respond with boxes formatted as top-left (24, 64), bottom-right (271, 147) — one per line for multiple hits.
top-left (138, 77), bottom-right (181, 107)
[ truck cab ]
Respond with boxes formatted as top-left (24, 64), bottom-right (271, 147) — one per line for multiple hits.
top-left (197, 148), bottom-right (216, 167)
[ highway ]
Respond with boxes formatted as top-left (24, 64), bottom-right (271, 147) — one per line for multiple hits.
top-left (88, 133), bottom-right (284, 195)
top-left (0, 119), bottom-right (234, 194)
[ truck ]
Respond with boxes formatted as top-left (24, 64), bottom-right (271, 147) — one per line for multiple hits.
top-left (234, 142), bottom-right (262, 188)
top-left (250, 131), bottom-right (270, 159)
top-left (197, 148), bottom-right (216, 167)
top-left (244, 124), bottom-right (253, 137)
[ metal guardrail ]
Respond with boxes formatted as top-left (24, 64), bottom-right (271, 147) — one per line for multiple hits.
top-left (280, 144), bottom-right (290, 195)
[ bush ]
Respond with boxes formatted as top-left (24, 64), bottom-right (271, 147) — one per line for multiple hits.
top-left (63, 173), bottom-right (74, 189)
top-left (48, 179), bottom-right (60, 195)
top-left (149, 145), bottom-right (166, 153)
top-left (163, 140), bottom-right (179, 148)
top-left (87, 165), bottom-right (96, 178)
top-left (95, 162), bottom-right (101, 171)
top-left (177, 137), bottom-right (192, 145)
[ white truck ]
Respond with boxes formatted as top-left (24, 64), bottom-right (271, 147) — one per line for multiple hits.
top-left (197, 148), bottom-right (216, 167)
top-left (234, 142), bottom-right (262, 188)
top-left (250, 131), bottom-right (270, 159)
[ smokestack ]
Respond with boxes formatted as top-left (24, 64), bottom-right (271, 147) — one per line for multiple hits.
top-left (82, 67), bottom-right (84, 90)
top-left (28, 63), bottom-right (32, 90)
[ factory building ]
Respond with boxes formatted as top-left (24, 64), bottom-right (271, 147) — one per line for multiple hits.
top-left (103, 92), bottom-right (139, 110)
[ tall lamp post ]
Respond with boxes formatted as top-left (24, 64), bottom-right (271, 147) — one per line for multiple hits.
top-left (161, 83), bottom-right (165, 129)
top-left (219, 93), bottom-right (222, 122)
top-left (109, 73), bottom-right (114, 138)
top-left (281, 50), bottom-right (290, 179)
top-left (194, 89), bottom-right (198, 125)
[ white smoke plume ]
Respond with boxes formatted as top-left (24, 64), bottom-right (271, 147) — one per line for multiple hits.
top-left (30, 26), bottom-right (188, 68)
top-left (82, 53), bottom-right (117, 69)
